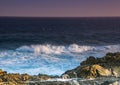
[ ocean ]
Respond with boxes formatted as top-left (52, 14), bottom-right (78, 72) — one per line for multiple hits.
top-left (0, 17), bottom-right (120, 75)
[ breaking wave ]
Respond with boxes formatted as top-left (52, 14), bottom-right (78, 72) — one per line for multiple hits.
top-left (0, 44), bottom-right (120, 75)
top-left (17, 44), bottom-right (93, 55)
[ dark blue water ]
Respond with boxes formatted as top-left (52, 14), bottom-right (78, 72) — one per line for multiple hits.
top-left (0, 17), bottom-right (120, 47)
top-left (0, 17), bottom-right (120, 75)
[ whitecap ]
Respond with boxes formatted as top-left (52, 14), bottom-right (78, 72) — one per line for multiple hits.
top-left (0, 44), bottom-right (120, 75)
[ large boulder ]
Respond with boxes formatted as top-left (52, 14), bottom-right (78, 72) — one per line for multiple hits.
top-left (78, 65), bottom-right (111, 78)
top-left (63, 52), bottom-right (120, 78)
top-left (63, 64), bottom-right (112, 78)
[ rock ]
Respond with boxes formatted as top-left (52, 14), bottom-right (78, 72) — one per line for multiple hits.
top-left (81, 56), bottom-right (96, 65)
top-left (0, 69), bottom-right (31, 84)
top-left (63, 64), bottom-right (112, 78)
top-left (82, 65), bottom-right (111, 78)
top-left (63, 52), bottom-right (120, 78)
top-left (61, 74), bottom-right (70, 79)
top-left (38, 73), bottom-right (59, 80)
top-left (21, 74), bottom-right (30, 81)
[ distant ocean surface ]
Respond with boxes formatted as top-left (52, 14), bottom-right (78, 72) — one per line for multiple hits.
top-left (0, 17), bottom-right (120, 75)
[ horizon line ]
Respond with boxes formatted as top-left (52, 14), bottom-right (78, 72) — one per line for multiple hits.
top-left (0, 16), bottom-right (120, 18)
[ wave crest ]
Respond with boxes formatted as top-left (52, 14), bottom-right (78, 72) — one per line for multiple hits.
top-left (16, 44), bottom-right (94, 55)
top-left (1, 44), bottom-right (120, 75)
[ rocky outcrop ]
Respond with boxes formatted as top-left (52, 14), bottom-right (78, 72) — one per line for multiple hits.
top-left (0, 69), bottom-right (30, 84)
top-left (63, 52), bottom-right (120, 78)
top-left (0, 69), bottom-right (59, 84)
top-left (38, 74), bottom-right (59, 80)
top-left (80, 65), bottom-right (111, 78)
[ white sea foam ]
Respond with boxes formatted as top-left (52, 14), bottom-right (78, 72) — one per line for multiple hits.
top-left (0, 44), bottom-right (120, 75)
top-left (31, 44), bottom-right (65, 54)
top-left (17, 44), bottom-right (94, 55)
top-left (17, 44), bottom-right (120, 56)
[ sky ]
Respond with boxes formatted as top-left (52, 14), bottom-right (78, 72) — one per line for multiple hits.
top-left (0, 0), bottom-right (120, 17)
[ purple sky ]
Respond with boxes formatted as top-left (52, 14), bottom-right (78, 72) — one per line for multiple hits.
top-left (0, 0), bottom-right (120, 17)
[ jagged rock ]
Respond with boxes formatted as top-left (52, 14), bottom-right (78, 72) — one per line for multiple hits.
top-left (80, 65), bottom-right (111, 78)
top-left (63, 52), bottom-right (120, 78)
top-left (0, 69), bottom-right (30, 84)
top-left (64, 64), bottom-right (112, 78)
top-left (0, 68), bottom-right (59, 84)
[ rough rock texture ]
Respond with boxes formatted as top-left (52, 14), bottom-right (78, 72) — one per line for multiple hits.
top-left (79, 65), bottom-right (111, 78)
top-left (0, 69), bottom-right (59, 85)
top-left (63, 52), bottom-right (120, 78)
top-left (0, 69), bottom-right (30, 84)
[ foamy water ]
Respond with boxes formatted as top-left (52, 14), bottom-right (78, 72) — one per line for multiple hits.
top-left (0, 44), bottom-right (120, 75)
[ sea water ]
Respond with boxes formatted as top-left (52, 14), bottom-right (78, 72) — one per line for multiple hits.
top-left (0, 17), bottom-right (120, 76)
